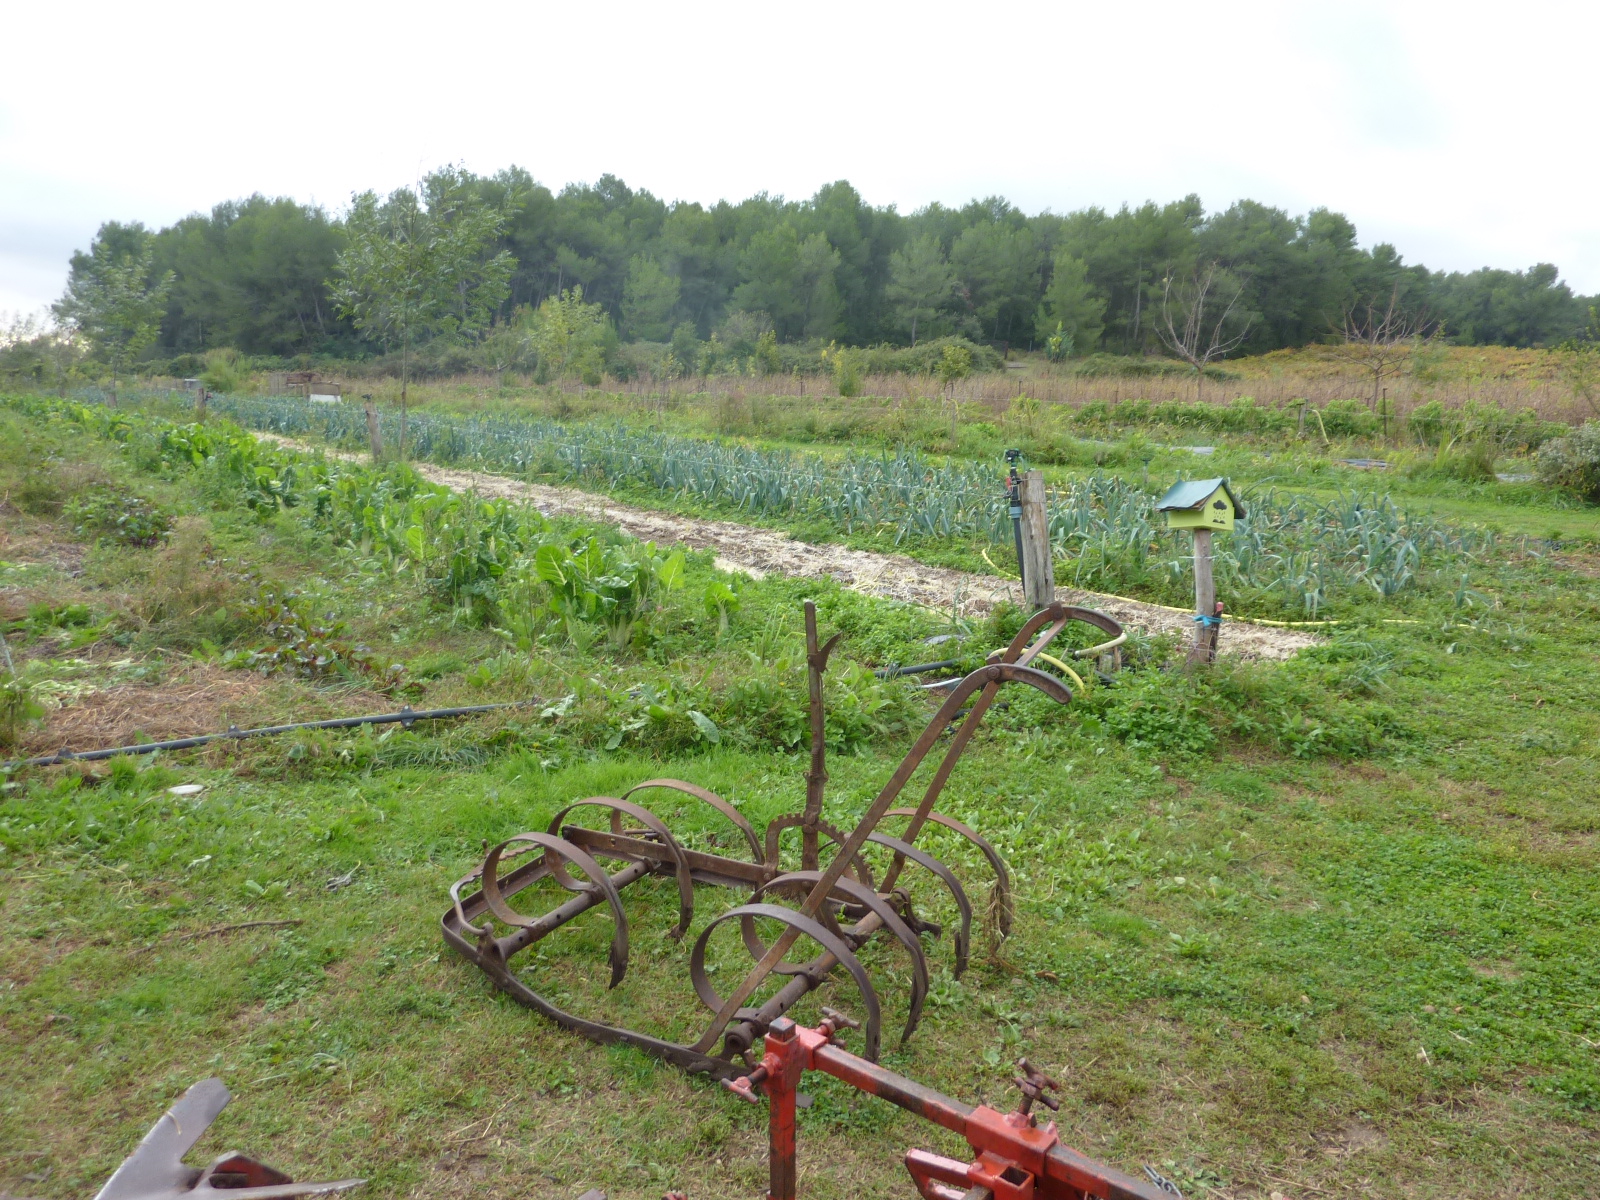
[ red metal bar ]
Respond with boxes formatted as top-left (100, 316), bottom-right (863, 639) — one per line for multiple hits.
top-left (736, 1017), bottom-right (1172, 1200)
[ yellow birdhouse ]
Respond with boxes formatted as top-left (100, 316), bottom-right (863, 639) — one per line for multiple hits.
top-left (1156, 478), bottom-right (1243, 532)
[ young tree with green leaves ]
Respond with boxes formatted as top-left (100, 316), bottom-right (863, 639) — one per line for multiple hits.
top-left (1035, 251), bottom-right (1106, 358)
top-left (529, 286), bottom-right (615, 384)
top-left (330, 168), bottom-right (518, 455)
top-left (935, 342), bottom-right (973, 442)
top-left (53, 224), bottom-right (173, 404)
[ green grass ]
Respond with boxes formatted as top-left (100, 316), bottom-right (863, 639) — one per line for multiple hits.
top-left (2, 393), bottom-right (1599, 1199)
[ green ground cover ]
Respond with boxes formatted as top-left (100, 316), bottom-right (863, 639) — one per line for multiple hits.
top-left (2, 393), bottom-right (1598, 1199)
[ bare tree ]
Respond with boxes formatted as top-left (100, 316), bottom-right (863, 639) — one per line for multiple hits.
top-left (1329, 285), bottom-right (1438, 411)
top-left (1156, 263), bottom-right (1253, 401)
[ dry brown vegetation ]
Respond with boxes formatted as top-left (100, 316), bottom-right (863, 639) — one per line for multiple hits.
top-left (296, 344), bottom-right (1594, 427)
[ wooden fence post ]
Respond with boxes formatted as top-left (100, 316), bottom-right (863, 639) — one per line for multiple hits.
top-left (363, 396), bottom-right (383, 463)
top-left (1019, 469), bottom-right (1055, 611)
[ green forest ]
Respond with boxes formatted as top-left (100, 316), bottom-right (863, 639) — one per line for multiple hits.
top-left (33, 166), bottom-right (1600, 375)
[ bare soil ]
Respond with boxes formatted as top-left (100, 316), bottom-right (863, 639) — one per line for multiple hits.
top-left (262, 435), bottom-right (1320, 661)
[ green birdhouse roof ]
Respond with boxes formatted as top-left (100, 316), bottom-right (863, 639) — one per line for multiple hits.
top-left (1155, 478), bottom-right (1246, 520)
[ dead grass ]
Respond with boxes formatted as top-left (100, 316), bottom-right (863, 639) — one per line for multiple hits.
top-left (136, 517), bottom-right (235, 625)
top-left (0, 530), bottom-right (87, 580)
top-left (325, 343), bottom-right (1594, 427)
top-left (16, 665), bottom-right (273, 755)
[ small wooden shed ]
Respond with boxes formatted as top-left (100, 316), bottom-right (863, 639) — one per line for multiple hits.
top-left (1156, 478), bottom-right (1244, 532)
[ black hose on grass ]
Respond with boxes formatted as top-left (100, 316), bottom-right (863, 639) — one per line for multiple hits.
top-left (873, 660), bottom-right (962, 679)
top-left (2, 701), bottom-right (535, 771)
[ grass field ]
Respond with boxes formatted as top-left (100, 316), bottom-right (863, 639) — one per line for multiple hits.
top-left (2, 389), bottom-right (1597, 1200)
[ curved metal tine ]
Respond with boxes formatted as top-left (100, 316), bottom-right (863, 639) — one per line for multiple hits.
top-left (866, 832), bottom-right (973, 978)
top-left (450, 873), bottom-right (492, 938)
top-left (482, 833), bottom-right (631, 989)
top-left (763, 815), bottom-right (876, 891)
top-left (690, 658), bottom-right (1072, 1055)
top-left (690, 902), bottom-right (883, 1061)
top-left (440, 907), bottom-right (744, 1079)
top-left (741, 861), bottom-right (849, 976)
top-left (622, 778), bottom-right (764, 863)
top-left (755, 870), bottom-right (930, 1044)
top-left (886, 808), bottom-right (1013, 938)
top-left (1007, 602), bottom-right (1073, 667)
top-left (1060, 605), bottom-right (1123, 651)
top-left (880, 602), bottom-right (1074, 896)
top-left (451, 840), bottom-right (548, 938)
top-left (548, 797), bottom-right (695, 939)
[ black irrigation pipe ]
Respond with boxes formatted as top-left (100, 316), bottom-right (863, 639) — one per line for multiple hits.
top-left (2, 701), bottom-right (535, 771)
top-left (873, 659), bottom-right (962, 679)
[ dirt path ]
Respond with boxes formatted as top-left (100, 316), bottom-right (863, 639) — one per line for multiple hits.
top-left (263, 436), bottom-right (1319, 660)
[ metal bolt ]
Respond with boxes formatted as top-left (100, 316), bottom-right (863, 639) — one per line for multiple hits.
top-left (1013, 1058), bottom-right (1062, 1119)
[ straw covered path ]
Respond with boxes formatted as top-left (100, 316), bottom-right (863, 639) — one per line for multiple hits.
top-left (263, 435), bottom-right (1320, 661)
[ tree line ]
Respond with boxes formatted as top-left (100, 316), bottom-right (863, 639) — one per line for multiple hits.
top-left (44, 167), bottom-right (1600, 371)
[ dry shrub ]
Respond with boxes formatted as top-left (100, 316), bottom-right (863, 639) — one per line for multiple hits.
top-left (139, 517), bottom-right (236, 625)
top-left (7, 460), bottom-right (115, 517)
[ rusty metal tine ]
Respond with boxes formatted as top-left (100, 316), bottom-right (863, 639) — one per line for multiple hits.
top-left (547, 798), bottom-right (695, 939)
top-left (752, 870), bottom-right (931, 1043)
top-left (482, 833), bottom-right (631, 989)
top-left (689, 662), bottom-right (1065, 1055)
top-left (691, 903), bottom-right (884, 1061)
top-left (866, 832), bottom-right (973, 976)
top-left (620, 779), bottom-right (764, 863)
top-left (886, 809), bottom-right (1014, 938)
top-left (882, 605), bottom-right (1071, 893)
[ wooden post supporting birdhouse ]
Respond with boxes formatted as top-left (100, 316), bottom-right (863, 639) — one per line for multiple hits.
top-left (1018, 469), bottom-right (1055, 611)
top-left (1189, 529), bottom-right (1218, 664)
top-left (1156, 478), bottom-right (1243, 665)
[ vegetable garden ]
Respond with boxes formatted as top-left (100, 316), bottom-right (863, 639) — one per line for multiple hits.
top-left (2, 386), bottom-right (1597, 1200)
top-left (180, 391), bottom-right (1495, 619)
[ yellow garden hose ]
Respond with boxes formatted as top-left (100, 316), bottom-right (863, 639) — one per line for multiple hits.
top-left (1034, 652), bottom-right (1089, 691)
top-left (975, 553), bottom-right (1448, 639)
top-left (981, 547), bottom-right (1018, 580)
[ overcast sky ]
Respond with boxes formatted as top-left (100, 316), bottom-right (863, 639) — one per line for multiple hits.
top-left (4, 0), bottom-right (1596, 319)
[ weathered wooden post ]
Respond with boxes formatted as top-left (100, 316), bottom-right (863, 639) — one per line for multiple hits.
top-left (362, 395), bottom-right (383, 463)
top-left (1019, 469), bottom-right (1055, 611)
top-left (1156, 478), bottom-right (1243, 665)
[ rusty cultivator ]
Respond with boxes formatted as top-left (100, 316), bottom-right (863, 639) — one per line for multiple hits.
top-left (443, 601), bottom-right (1122, 1079)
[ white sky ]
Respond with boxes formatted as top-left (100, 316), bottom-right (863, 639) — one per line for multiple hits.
top-left (4, 0), bottom-right (1597, 319)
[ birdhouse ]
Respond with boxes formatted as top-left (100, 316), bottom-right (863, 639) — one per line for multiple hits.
top-left (1156, 478), bottom-right (1244, 532)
